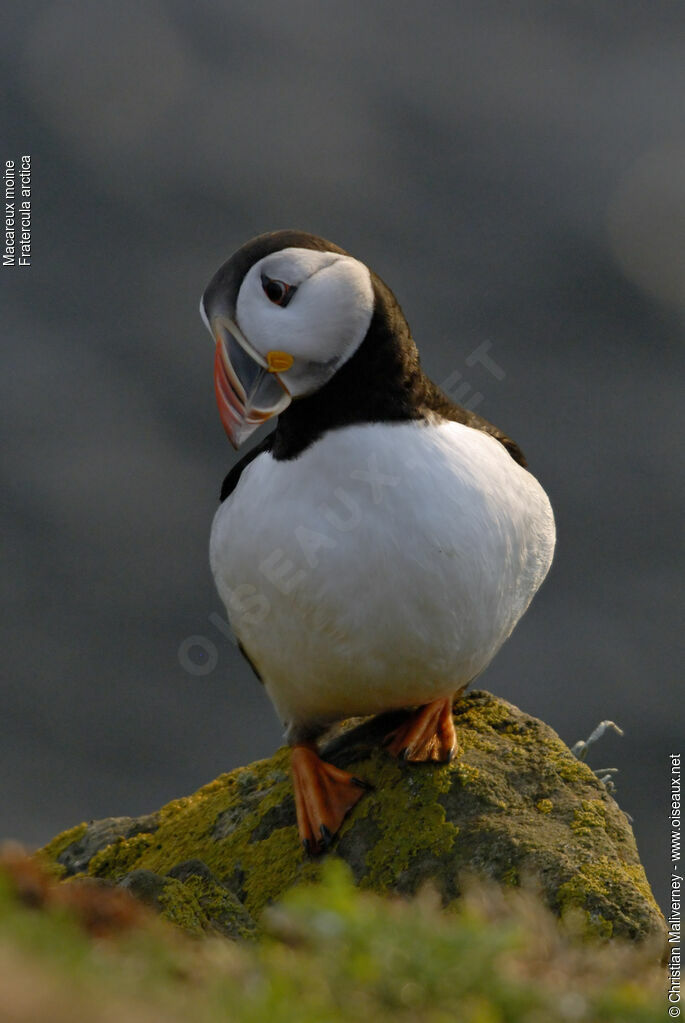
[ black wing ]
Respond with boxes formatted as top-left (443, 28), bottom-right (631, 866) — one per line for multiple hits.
top-left (219, 431), bottom-right (275, 502)
top-left (218, 437), bottom-right (273, 682)
top-left (423, 378), bottom-right (527, 468)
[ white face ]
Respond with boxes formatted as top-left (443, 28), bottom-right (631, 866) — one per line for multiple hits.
top-left (234, 247), bottom-right (375, 397)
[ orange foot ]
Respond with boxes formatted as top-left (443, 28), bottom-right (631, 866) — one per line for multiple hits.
top-left (291, 743), bottom-right (371, 855)
top-left (384, 696), bottom-right (457, 762)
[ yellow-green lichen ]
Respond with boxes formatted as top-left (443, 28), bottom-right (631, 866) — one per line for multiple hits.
top-left (537, 738), bottom-right (594, 784)
top-left (157, 876), bottom-right (208, 936)
top-left (501, 867), bottom-right (520, 887)
top-left (459, 698), bottom-right (513, 731)
top-left (88, 833), bottom-right (155, 878)
top-left (155, 874), bottom-right (255, 939)
top-left (572, 799), bottom-right (607, 837)
top-left (455, 696), bottom-right (592, 788)
top-left (562, 903), bottom-right (615, 941)
top-left (455, 763), bottom-right (481, 785)
top-left (557, 759), bottom-right (591, 783)
top-left (344, 751), bottom-right (459, 891)
top-left (240, 827), bottom-right (315, 917)
top-left (622, 862), bottom-right (662, 910)
top-left (38, 822), bottom-right (88, 875)
top-left (37, 692), bottom-right (666, 944)
top-left (557, 855), bottom-right (660, 936)
top-left (135, 756), bottom-right (293, 884)
top-left (73, 750), bottom-right (307, 921)
top-left (454, 701), bottom-right (509, 756)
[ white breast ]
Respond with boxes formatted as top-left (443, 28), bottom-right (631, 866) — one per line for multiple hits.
top-left (210, 420), bottom-right (555, 735)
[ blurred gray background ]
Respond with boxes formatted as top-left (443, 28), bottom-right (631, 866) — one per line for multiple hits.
top-left (1, 2), bottom-right (682, 914)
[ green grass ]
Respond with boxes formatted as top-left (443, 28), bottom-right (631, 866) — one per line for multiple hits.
top-left (0, 857), bottom-right (666, 1023)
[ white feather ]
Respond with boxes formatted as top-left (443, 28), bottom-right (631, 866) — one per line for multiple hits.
top-left (210, 419), bottom-right (556, 737)
top-left (234, 248), bottom-right (374, 396)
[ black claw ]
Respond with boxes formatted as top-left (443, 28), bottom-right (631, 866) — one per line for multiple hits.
top-left (352, 777), bottom-right (374, 791)
top-left (319, 825), bottom-right (333, 849)
top-left (302, 838), bottom-right (312, 855)
top-left (400, 747), bottom-right (411, 761)
top-left (446, 747), bottom-right (456, 763)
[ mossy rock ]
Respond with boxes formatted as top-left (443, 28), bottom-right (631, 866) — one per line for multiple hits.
top-left (40, 690), bottom-right (665, 943)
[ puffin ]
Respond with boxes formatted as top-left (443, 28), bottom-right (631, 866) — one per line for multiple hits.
top-left (201, 230), bottom-right (556, 854)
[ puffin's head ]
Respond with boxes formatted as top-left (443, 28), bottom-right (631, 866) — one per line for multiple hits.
top-left (201, 230), bottom-right (375, 448)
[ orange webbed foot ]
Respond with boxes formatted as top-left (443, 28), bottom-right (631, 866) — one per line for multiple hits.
top-left (384, 696), bottom-right (457, 762)
top-left (291, 744), bottom-right (371, 855)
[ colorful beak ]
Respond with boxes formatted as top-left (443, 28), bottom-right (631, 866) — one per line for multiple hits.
top-left (212, 319), bottom-right (292, 448)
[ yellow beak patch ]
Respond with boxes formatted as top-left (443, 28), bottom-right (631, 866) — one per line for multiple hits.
top-left (266, 350), bottom-right (294, 373)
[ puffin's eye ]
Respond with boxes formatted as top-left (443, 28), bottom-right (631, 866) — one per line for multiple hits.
top-left (261, 274), bottom-right (296, 307)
